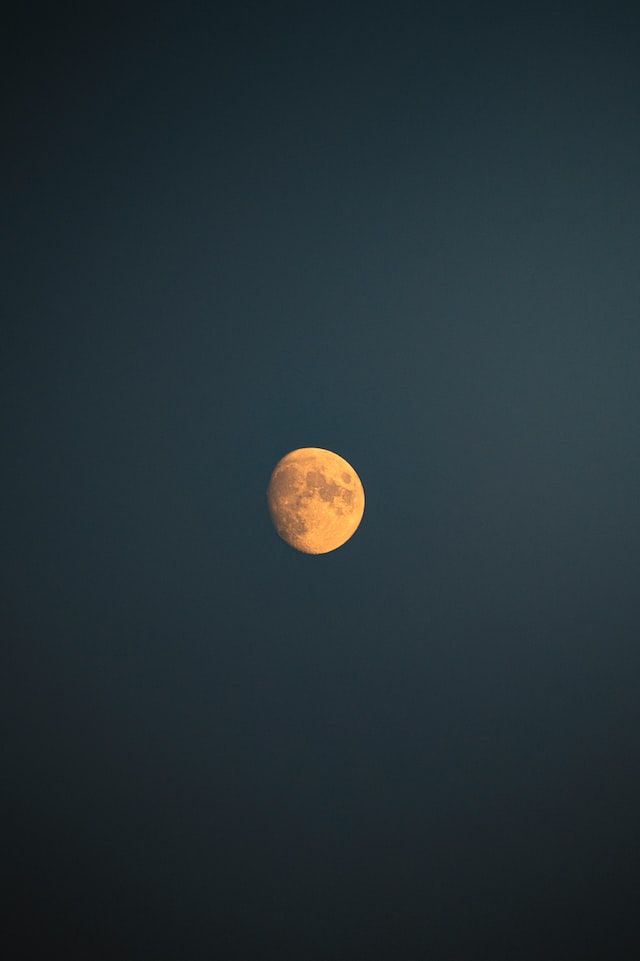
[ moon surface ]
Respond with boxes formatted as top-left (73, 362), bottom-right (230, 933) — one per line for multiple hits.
top-left (267, 448), bottom-right (365, 554)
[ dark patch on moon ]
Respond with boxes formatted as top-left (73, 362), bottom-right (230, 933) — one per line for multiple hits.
top-left (306, 470), bottom-right (341, 503)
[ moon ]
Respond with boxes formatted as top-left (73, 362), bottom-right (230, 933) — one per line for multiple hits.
top-left (267, 448), bottom-right (365, 554)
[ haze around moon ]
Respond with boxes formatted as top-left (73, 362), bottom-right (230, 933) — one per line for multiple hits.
top-left (267, 448), bottom-right (365, 554)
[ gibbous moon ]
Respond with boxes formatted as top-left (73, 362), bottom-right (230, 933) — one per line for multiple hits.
top-left (267, 448), bottom-right (365, 554)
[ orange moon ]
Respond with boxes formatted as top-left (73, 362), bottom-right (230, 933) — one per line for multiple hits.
top-left (267, 448), bottom-right (365, 554)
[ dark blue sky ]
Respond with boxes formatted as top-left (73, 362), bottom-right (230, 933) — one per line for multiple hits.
top-left (4, 3), bottom-right (640, 958)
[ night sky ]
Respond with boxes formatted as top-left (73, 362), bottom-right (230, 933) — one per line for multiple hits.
top-left (4, 3), bottom-right (640, 958)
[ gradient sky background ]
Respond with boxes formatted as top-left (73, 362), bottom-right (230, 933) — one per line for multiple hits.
top-left (4, 3), bottom-right (640, 958)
